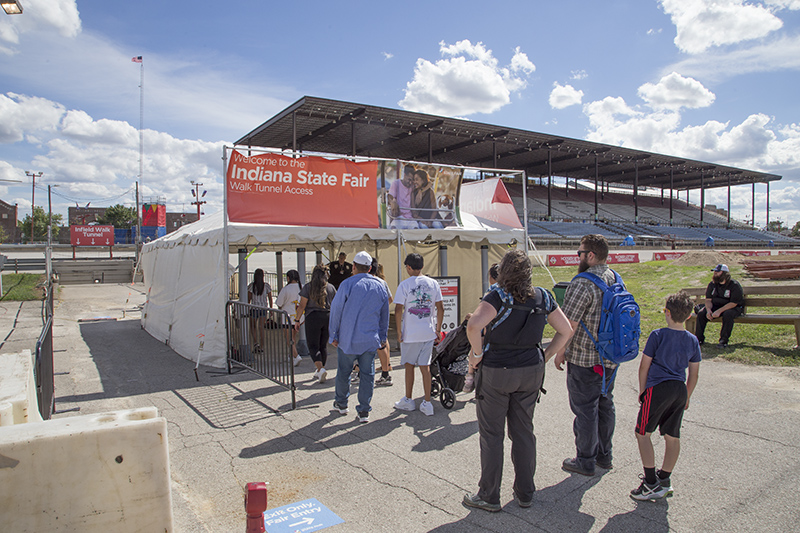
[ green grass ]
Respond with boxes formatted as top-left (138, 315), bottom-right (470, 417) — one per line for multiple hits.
top-left (533, 261), bottom-right (800, 367)
top-left (1, 273), bottom-right (47, 301)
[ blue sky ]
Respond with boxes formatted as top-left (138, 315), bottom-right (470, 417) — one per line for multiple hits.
top-left (1, 0), bottom-right (799, 227)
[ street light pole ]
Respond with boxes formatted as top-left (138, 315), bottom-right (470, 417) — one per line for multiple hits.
top-left (25, 171), bottom-right (42, 244)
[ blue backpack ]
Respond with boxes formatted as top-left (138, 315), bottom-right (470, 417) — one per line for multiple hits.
top-left (572, 270), bottom-right (640, 395)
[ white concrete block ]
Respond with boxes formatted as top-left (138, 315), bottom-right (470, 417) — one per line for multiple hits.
top-left (0, 350), bottom-right (43, 426)
top-left (0, 407), bottom-right (173, 532)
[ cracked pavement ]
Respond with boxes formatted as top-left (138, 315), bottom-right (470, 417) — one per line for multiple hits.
top-left (2, 282), bottom-right (799, 532)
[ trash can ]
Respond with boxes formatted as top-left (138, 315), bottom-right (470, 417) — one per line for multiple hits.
top-left (553, 281), bottom-right (570, 307)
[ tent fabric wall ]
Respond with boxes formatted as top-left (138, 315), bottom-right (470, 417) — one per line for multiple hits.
top-left (141, 211), bottom-right (523, 368)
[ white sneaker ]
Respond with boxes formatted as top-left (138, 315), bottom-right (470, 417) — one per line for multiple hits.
top-left (293, 355), bottom-right (302, 367)
top-left (318, 369), bottom-right (328, 383)
top-left (311, 369), bottom-right (320, 381)
top-left (394, 397), bottom-right (416, 411)
top-left (420, 400), bottom-right (434, 416)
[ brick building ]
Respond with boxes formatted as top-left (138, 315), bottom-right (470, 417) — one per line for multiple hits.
top-left (166, 212), bottom-right (199, 233)
top-left (0, 199), bottom-right (18, 242)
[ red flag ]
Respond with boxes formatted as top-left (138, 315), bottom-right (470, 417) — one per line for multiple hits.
top-left (131, 56), bottom-right (142, 63)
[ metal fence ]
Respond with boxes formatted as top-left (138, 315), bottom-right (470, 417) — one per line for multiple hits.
top-left (225, 301), bottom-right (296, 409)
top-left (34, 314), bottom-right (54, 420)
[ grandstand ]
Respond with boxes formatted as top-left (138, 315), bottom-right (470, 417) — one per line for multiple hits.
top-left (506, 183), bottom-right (798, 246)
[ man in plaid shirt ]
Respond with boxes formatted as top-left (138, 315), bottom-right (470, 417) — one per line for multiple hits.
top-left (554, 234), bottom-right (618, 476)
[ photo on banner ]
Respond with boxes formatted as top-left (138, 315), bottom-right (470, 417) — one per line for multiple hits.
top-left (226, 150), bottom-right (379, 227)
top-left (380, 160), bottom-right (463, 229)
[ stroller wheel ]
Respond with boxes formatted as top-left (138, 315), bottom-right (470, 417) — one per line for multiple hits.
top-left (441, 388), bottom-right (456, 409)
top-left (430, 379), bottom-right (441, 398)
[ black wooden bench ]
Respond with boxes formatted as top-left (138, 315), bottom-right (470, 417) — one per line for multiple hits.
top-left (683, 285), bottom-right (800, 349)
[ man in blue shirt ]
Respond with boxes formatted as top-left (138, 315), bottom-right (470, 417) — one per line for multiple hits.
top-left (329, 251), bottom-right (390, 423)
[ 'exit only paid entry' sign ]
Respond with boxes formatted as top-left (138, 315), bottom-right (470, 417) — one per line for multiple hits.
top-left (263, 498), bottom-right (343, 533)
top-left (70, 225), bottom-right (115, 246)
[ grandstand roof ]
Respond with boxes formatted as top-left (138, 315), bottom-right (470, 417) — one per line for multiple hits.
top-left (236, 96), bottom-right (780, 192)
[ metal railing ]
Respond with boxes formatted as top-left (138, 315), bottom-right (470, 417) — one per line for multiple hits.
top-left (225, 301), bottom-right (296, 409)
top-left (34, 314), bottom-right (54, 420)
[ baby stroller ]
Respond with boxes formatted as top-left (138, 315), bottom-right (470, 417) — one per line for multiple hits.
top-left (430, 319), bottom-right (470, 409)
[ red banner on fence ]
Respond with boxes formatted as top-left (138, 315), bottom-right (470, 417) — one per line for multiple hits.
top-left (653, 252), bottom-right (686, 261)
top-left (547, 253), bottom-right (640, 266)
top-left (71, 225), bottom-right (114, 246)
top-left (226, 150), bottom-right (379, 227)
top-left (723, 250), bottom-right (771, 256)
top-left (608, 253), bottom-right (640, 264)
top-left (779, 250), bottom-right (800, 255)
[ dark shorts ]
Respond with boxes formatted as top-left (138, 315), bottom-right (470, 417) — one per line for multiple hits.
top-left (249, 309), bottom-right (267, 318)
top-left (635, 380), bottom-right (687, 438)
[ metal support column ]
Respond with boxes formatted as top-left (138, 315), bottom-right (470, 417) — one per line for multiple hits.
top-left (594, 155), bottom-right (599, 222)
top-left (700, 172), bottom-right (705, 225)
top-left (766, 182), bottom-right (770, 227)
top-left (547, 149), bottom-right (552, 220)
top-left (480, 244), bottom-right (489, 295)
top-left (297, 248), bottom-right (306, 284)
top-left (669, 166), bottom-right (674, 226)
top-left (316, 250), bottom-right (323, 267)
top-left (238, 248), bottom-right (248, 303)
top-left (634, 160), bottom-right (639, 224)
top-left (439, 245), bottom-right (448, 277)
top-left (276, 252), bottom-right (284, 292)
top-left (751, 181), bottom-right (756, 227)
top-left (727, 175), bottom-right (731, 228)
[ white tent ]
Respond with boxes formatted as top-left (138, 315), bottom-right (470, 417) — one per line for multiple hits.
top-left (140, 211), bottom-right (524, 368)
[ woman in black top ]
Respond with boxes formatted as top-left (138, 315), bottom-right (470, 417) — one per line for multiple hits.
top-left (462, 249), bottom-right (573, 512)
top-left (295, 265), bottom-right (337, 383)
top-left (410, 169), bottom-right (444, 229)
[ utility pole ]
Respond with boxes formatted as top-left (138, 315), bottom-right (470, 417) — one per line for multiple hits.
top-left (25, 171), bottom-right (42, 243)
top-left (190, 181), bottom-right (206, 219)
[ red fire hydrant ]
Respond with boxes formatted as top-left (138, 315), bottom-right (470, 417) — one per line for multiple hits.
top-left (245, 482), bottom-right (268, 533)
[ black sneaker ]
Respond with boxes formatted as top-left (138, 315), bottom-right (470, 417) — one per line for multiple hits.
top-left (630, 475), bottom-right (668, 501)
top-left (657, 470), bottom-right (673, 496)
top-left (357, 411), bottom-right (369, 423)
top-left (596, 460), bottom-right (613, 470)
top-left (332, 401), bottom-right (348, 415)
top-left (718, 341), bottom-right (728, 348)
top-left (375, 374), bottom-right (393, 386)
top-left (562, 457), bottom-right (595, 476)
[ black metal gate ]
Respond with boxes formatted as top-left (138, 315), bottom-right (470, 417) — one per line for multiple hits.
top-left (225, 301), bottom-right (296, 409)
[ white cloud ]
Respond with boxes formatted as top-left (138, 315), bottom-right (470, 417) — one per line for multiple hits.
top-left (0, 92), bottom-right (65, 143)
top-left (0, 92), bottom-right (224, 214)
top-left (637, 72), bottom-right (715, 111)
top-left (382, 52), bottom-right (393, 60)
top-left (659, 0), bottom-right (783, 54)
top-left (398, 40), bottom-right (535, 116)
top-left (0, 0), bottom-right (81, 49)
top-left (647, 28), bottom-right (663, 36)
top-left (663, 34), bottom-right (800, 82)
top-left (549, 83), bottom-right (584, 109)
top-left (570, 70), bottom-right (588, 80)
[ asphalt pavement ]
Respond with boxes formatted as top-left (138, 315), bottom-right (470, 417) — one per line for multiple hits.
top-left (1, 282), bottom-right (799, 532)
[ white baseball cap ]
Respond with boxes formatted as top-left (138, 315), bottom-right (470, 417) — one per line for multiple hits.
top-left (353, 251), bottom-right (372, 266)
top-left (711, 264), bottom-right (729, 272)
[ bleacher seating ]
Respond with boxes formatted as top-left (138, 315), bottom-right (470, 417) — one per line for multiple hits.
top-left (507, 182), bottom-right (799, 245)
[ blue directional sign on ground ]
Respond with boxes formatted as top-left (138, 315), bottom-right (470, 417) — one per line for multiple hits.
top-left (263, 498), bottom-right (343, 533)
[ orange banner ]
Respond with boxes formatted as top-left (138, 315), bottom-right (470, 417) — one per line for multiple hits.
top-left (226, 151), bottom-right (379, 227)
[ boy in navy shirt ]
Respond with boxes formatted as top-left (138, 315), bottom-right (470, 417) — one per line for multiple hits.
top-left (631, 291), bottom-right (701, 501)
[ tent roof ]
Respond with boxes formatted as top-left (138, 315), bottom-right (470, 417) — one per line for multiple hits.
top-left (143, 210), bottom-right (523, 252)
top-left (236, 96), bottom-right (781, 192)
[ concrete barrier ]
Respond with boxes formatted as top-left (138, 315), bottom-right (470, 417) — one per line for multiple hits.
top-left (0, 407), bottom-right (173, 532)
top-left (53, 259), bottom-right (134, 284)
top-left (0, 350), bottom-right (43, 426)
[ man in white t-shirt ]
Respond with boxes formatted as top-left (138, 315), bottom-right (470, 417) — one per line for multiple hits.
top-left (393, 253), bottom-right (444, 416)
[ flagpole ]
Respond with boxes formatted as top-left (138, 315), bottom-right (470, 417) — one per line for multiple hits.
top-left (133, 55), bottom-right (144, 261)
